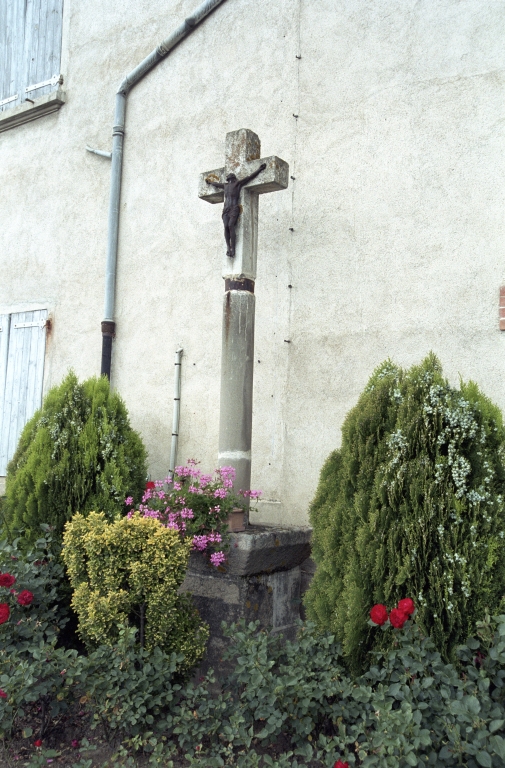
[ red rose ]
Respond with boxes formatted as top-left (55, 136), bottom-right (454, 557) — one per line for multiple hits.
top-left (34, 739), bottom-right (43, 748)
top-left (334, 761), bottom-right (349, 768)
top-left (17, 590), bottom-right (34, 606)
top-left (389, 608), bottom-right (408, 629)
top-left (370, 604), bottom-right (388, 625)
top-left (145, 481), bottom-right (155, 490)
top-left (0, 604), bottom-right (10, 624)
top-left (398, 598), bottom-right (415, 616)
top-left (0, 690), bottom-right (7, 699)
top-left (0, 573), bottom-right (16, 588)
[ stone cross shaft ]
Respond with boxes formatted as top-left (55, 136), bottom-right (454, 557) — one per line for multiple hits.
top-left (199, 129), bottom-right (288, 518)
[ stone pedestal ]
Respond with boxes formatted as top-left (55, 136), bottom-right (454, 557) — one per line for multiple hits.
top-left (181, 524), bottom-right (312, 675)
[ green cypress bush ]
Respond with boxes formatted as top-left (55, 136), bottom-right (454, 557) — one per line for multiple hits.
top-left (3, 371), bottom-right (147, 545)
top-left (305, 353), bottom-right (505, 671)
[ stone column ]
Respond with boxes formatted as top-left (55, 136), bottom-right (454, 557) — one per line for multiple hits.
top-left (199, 129), bottom-right (289, 516)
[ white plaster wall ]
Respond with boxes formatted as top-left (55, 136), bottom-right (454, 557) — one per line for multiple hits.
top-left (0, 0), bottom-right (504, 526)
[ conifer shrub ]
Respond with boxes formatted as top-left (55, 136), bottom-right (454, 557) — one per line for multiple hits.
top-left (62, 511), bottom-right (209, 673)
top-left (3, 372), bottom-right (147, 545)
top-left (304, 353), bottom-right (505, 671)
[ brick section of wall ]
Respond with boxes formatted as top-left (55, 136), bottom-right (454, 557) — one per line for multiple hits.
top-left (500, 287), bottom-right (505, 331)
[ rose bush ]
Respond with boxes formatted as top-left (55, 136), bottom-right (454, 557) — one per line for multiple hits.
top-left (369, 604), bottom-right (388, 625)
top-left (0, 530), bottom-right (66, 652)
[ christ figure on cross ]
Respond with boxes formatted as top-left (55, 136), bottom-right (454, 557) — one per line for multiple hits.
top-left (206, 163), bottom-right (267, 258)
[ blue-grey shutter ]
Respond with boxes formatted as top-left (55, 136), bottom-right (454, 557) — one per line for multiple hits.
top-left (0, 0), bottom-right (63, 113)
top-left (0, 315), bottom-right (10, 471)
top-left (0, 0), bottom-right (25, 110)
top-left (23, 0), bottom-right (63, 101)
top-left (0, 310), bottom-right (48, 475)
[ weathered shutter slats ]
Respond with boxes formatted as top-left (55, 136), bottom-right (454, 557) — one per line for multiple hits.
top-left (24, 0), bottom-right (63, 100)
top-left (23, 0), bottom-right (36, 100)
top-left (0, 0), bottom-right (63, 113)
top-left (0, 0), bottom-right (25, 111)
top-left (0, 315), bottom-right (11, 467)
top-left (0, 316), bottom-right (20, 473)
top-left (0, 1), bottom-right (12, 106)
top-left (0, 310), bottom-right (47, 475)
top-left (13, 312), bottom-right (32, 455)
top-left (0, 1), bottom-right (9, 104)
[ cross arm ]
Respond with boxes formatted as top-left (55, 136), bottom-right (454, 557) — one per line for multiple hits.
top-left (243, 156), bottom-right (289, 195)
top-left (199, 167), bottom-right (225, 203)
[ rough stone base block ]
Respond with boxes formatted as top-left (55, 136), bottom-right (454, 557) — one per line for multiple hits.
top-left (181, 524), bottom-right (312, 676)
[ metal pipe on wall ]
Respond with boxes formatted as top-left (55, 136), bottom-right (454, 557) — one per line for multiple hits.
top-left (100, 0), bottom-right (229, 379)
top-left (168, 347), bottom-right (183, 480)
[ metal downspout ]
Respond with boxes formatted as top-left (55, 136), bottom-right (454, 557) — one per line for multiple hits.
top-left (101, 0), bottom-right (229, 378)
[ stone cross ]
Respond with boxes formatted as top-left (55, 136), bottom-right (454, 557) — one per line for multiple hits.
top-left (199, 129), bottom-right (289, 520)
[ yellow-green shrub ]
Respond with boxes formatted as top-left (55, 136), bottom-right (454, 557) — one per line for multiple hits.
top-left (62, 512), bottom-right (208, 673)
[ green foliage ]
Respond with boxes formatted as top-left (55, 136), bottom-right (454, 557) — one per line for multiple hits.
top-left (62, 511), bottom-right (208, 672)
top-left (305, 353), bottom-right (505, 670)
top-left (2, 586), bottom-right (505, 767)
top-left (0, 533), bottom-right (81, 739)
top-left (3, 371), bottom-right (147, 545)
top-left (55, 614), bottom-right (501, 768)
top-left (0, 641), bottom-right (86, 739)
top-left (165, 615), bottom-right (505, 767)
top-left (0, 531), bottom-right (66, 652)
top-left (77, 626), bottom-right (184, 742)
top-left (22, 741), bottom-right (96, 768)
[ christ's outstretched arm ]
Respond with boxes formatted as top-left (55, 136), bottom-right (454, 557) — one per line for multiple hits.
top-left (206, 178), bottom-right (225, 189)
top-left (238, 163), bottom-right (267, 189)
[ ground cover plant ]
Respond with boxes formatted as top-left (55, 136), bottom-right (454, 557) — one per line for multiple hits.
top-left (305, 353), bottom-right (505, 671)
top-left (3, 372), bottom-right (147, 546)
top-left (0, 525), bottom-right (502, 765)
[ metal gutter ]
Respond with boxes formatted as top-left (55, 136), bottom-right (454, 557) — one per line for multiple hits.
top-left (100, 0), bottom-right (229, 378)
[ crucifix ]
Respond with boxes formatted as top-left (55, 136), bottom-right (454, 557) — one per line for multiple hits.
top-left (199, 129), bottom-right (289, 524)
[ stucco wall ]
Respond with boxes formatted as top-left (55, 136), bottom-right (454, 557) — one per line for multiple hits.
top-left (1, 0), bottom-right (504, 525)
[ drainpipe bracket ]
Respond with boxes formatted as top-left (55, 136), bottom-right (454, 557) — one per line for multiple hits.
top-left (101, 320), bottom-right (116, 338)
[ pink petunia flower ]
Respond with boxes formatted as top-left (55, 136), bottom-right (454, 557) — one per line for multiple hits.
top-left (210, 551), bottom-right (226, 567)
top-left (192, 535), bottom-right (209, 551)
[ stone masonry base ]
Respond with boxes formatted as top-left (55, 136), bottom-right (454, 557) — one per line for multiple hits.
top-left (180, 524), bottom-right (313, 676)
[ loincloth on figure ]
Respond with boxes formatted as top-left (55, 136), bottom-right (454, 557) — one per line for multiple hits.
top-left (222, 204), bottom-right (240, 227)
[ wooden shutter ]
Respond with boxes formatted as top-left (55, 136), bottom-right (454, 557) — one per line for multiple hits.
top-left (0, 310), bottom-right (47, 475)
top-left (0, 0), bottom-right (25, 110)
top-left (0, 0), bottom-right (63, 113)
top-left (0, 315), bottom-right (10, 469)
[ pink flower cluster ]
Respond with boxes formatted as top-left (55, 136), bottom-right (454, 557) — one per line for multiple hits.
top-left (125, 462), bottom-right (261, 570)
top-left (240, 489), bottom-right (262, 499)
top-left (210, 551), bottom-right (226, 567)
top-left (192, 532), bottom-right (222, 551)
